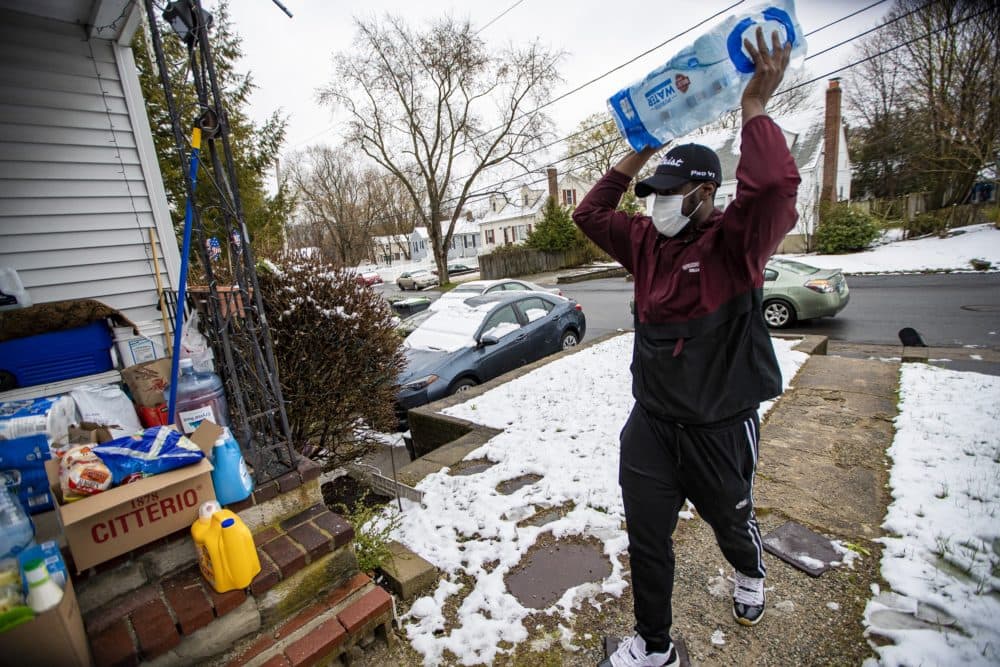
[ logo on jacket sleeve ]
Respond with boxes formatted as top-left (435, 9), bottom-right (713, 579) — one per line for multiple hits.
top-left (682, 261), bottom-right (700, 273)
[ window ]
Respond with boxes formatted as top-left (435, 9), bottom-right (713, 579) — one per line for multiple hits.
top-left (518, 297), bottom-right (553, 323)
top-left (562, 189), bottom-right (577, 206)
top-left (481, 305), bottom-right (521, 339)
top-left (486, 229), bottom-right (495, 244)
top-left (764, 268), bottom-right (778, 282)
top-left (503, 281), bottom-right (528, 291)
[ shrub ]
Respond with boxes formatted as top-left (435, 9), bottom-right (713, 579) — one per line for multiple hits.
top-left (814, 203), bottom-right (881, 254)
top-left (256, 256), bottom-right (404, 469)
top-left (333, 490), bottom-right (401, 574)
top-left (526, 198), bottom-right (578, 252)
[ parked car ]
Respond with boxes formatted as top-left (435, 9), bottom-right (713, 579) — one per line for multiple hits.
top-left (627, 259), bottom-right (849, 329)
top-left (762, 258), bottom-right (850, 328)
top-left (355, 271), bottom-right (383, 287)
top-left (434, 279), bottom-right (563, 308)
top-left (396, 308), bottom-right (434, 338)
top-left (396, 269), bottom-right (438, 291)
top-left (395, 291), bottom-right (586, 429)
top-left (431, 263), bottom-right (477, 277)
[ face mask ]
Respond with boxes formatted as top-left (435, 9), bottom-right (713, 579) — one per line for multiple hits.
top-left (650, 188), bottom-right (703, 237)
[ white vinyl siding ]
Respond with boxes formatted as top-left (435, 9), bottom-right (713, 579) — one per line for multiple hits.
top-left (0, 10), bottom-right (180, 323)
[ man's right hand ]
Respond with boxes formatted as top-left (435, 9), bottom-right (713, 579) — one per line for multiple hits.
top-left (741, 26), bottom-right (792, 125)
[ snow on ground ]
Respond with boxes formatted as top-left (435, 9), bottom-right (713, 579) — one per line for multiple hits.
top-left (387, 334), bottom-right (807, 666)
top-left (777, 223), bottom-right (1000, 274)
top-left (864, 364), bottom-right (1000, 666)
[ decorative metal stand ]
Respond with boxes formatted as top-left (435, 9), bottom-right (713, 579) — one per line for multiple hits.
top-left (144, 0), bottom-right (296, 483)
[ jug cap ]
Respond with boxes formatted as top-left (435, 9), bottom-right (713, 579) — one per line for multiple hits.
top-left (199, 500), bottom-right (221, 520)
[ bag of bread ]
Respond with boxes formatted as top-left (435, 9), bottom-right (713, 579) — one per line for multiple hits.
top-left (59, 445), bottom-right (112, 500)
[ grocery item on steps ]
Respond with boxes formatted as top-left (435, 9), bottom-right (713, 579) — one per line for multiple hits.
top-left (210, 427), bottom-right (254, 506)
top-left (191, 501), bottom-right (260, 593)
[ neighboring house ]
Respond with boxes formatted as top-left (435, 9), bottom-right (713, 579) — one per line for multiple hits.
top-left (669, 80), bottom-right (851, 253)
top-left (408, 217), bottom-right (480, 262)
top-left (479, 173), bottom-right (592, 253)
top-left (369, 233), bottom-right (409, 264)
top-left (0, 1), bottom-right (181, 324)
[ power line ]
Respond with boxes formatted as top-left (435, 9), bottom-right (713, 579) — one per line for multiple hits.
top-left (803, 0), bottom-right (891, 38)
top-left (476, 0), bottom-right (526, 35)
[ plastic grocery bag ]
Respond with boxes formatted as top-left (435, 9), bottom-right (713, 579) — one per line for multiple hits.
top-left (70, 384), bottom-right (142, 440)
top-left (93, 427), bottom-right (204, 486)
top-left (607, 0), bottom-right (807, 151)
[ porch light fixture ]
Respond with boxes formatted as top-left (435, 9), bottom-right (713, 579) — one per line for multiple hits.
top-left (162, 1), bottom-right (213, 46)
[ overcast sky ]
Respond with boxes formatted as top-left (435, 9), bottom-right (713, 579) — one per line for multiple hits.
top-left (211, 0), bottom-right (893, 177)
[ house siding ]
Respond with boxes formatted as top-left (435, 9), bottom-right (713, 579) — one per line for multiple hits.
top-left (0, 10), bottom-right (180, 324)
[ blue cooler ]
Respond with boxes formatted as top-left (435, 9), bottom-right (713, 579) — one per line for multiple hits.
top-left (0, 321), bottom-right (113, 389)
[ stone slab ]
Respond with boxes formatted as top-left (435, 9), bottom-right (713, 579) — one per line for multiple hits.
top-left (238, 478), bottom-right (322, 533)
top-left (790, 356), bottom-right (899, 397)
top-left (256, 545), bottom-right (359, 628)
top-left (397, 458), bottom-right (446, 488)
top-left (78, 559), bottom-right (148, 616)
top-left (145, 597), bottom-right (261, 667)
top-left (762, 521), bottom-right (842, 577)
top-left (378, 541), bottom-right (438, 601)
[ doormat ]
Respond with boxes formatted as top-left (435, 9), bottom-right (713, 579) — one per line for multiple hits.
top-left (604, 636), bottom-right (689, 666)
top-left (762, 521), bottom-right (841, 577)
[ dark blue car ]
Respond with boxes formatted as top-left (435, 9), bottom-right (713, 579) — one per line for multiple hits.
top-left (395, 291), bottom-right (586, 429)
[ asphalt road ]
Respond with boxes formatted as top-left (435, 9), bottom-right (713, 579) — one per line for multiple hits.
top-left (557, 273), bottom-right (1000, 349)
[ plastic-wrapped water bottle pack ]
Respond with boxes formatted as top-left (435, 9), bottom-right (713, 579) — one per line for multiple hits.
top-left (608, 0), bottom-right (808, 151)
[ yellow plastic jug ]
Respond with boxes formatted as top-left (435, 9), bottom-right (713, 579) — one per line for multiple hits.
top-left (191, 501), bottom-right (260, 593)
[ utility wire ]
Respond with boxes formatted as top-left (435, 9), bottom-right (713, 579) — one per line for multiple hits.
top-left (476, 0), bottom-right (526, 35)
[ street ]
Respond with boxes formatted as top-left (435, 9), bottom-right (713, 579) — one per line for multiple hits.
top-left (557, 273), bottom-right (1000, 349)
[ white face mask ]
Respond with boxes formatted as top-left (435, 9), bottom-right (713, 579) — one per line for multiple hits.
top-left (651, 188), bottom-right (703, 237)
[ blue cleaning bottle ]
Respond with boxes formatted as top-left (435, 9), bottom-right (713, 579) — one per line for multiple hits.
top-left (607, 0), bottom-right (808, 151)
top-left (209, 427), bottom-right (254, 506)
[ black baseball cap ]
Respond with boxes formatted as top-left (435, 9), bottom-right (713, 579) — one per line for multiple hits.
top-left (635, 144), bottom-right (722, 198)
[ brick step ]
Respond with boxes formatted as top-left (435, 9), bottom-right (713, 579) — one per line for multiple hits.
top-left (86, 504), bottom-right (355, 667)
top-left (224, 574), bottom-right (395, 667)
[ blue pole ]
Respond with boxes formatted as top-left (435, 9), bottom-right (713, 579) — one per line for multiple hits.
top-left (168, 127), bottom-right (202, 423)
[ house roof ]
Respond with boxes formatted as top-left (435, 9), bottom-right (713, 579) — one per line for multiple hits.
top-left (680, 109), bottom-right (828, 185)
top-left (0, 0), bottom-right (142, 43)
top-left (478, 188), bottom-right (547, 225)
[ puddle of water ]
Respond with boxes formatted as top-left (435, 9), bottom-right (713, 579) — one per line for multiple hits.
top-left (497, 473), bottom-right (542, 495)
top-left (450, 459), bottom-right (496, 476)
top-left (505, 538), bottom-right (611, 609)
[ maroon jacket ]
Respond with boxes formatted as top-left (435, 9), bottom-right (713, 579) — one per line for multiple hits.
top-left (573, 115), bottom-right (801, 424)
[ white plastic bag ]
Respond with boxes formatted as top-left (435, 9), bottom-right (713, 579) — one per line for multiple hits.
top-left (69, 384), bottom-right (141, 440)
top-left (180, 311), bottom-right (215, 373)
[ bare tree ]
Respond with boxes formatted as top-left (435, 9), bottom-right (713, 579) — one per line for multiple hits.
top-left (849, 0), bottom-right (1000, 207)
top-left (287, 146), bottom-right (383, 267)
top-left (562, 113), bottom-right (630, 184)
top-left (318, 15), bottom-right (562, 283)
top-left (699, 68), bottom-right (814, 131)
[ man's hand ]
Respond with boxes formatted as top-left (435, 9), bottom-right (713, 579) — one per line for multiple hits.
top-left (741, 26), bottom-right (792, 125)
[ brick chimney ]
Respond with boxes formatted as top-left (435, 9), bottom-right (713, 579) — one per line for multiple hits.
top-left (546, 167), bottom-right (558, 203)
top-left (822, 78), bottom-right (843, 205)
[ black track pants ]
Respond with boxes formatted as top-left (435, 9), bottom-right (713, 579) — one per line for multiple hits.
top-left (619, 402), bottom-right (765, 651)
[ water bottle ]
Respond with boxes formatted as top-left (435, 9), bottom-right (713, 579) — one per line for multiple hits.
top-left (0, 472), bottom-right (35, 560)
top-left (607, 0), bottom-right (807, 151)
top-left (173, 357), bottom-right (230, 434)
top-left (210, 427), bottom-right (254, 506)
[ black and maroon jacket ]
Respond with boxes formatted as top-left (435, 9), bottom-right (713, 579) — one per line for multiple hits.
top-left (572, 115), bottom-right (801, 424)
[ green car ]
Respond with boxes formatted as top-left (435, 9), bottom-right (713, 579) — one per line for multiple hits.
top-left (762, 259), bottom-right (850, 328)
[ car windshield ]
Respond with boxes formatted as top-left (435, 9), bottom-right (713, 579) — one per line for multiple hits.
top-left (404, 300), bottom-right (494, 352)
top-left (452, 282), bottom-right (487, 293)
top-left (769, 259), bottom-right (820, 275)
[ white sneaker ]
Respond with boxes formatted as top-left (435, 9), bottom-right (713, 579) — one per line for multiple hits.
top-left (598, 634), bottom-right (678, 667)
top-left (732, 571), bottom-right (766, 626)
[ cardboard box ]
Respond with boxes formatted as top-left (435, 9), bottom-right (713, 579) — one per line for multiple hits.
top-left (45, 423), bottom-right (219, 573)
top-left (120, 358), bottom-right (172, 407)
top-left (0, 577), bottom-right (92, 667)
top-left (67, 422), bottom-right (113, 445)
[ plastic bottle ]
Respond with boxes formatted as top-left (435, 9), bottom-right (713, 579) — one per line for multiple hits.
top-left (190, 501), bottom-right (260, 592)
top-left (210, 427), bottom-right (254, 506)
top-left (607, 0), bottom-right (807, 151)
top-left (23, 558), bottom-right (62, 613)
top-left (0, 472), bottom-right (34, 560)
top-left (173, 357), bottom-right (230, 434)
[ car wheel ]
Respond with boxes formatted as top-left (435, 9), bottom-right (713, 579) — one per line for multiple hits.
top-left (560, 330), bottom-right (579, 349)
top-left (763, 299), bottom-right (796, 329)
top-left (449, 377), bottom-right (477, 395)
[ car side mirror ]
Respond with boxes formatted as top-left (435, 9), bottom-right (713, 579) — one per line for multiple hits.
top-left (478, 334), bottom-right (499, 348)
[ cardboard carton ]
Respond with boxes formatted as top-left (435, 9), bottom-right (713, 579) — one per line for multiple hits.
top-left (45, 423), bottom-right (220, 573)
top-left (0, 577), bottom-right (92, 666)
top-left (120, 358), bottom-right (172, 407)
top-left (67, 422), bottom-right (113, 445)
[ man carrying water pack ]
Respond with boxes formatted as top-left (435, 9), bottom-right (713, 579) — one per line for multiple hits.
top-left (574, 27), bottom-right (798, 667)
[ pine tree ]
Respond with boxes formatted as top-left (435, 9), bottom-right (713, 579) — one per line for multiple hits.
top-left (526, 197), bottom-right (578, 252)
top-left (133, 1), bottom-right (292, 257)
